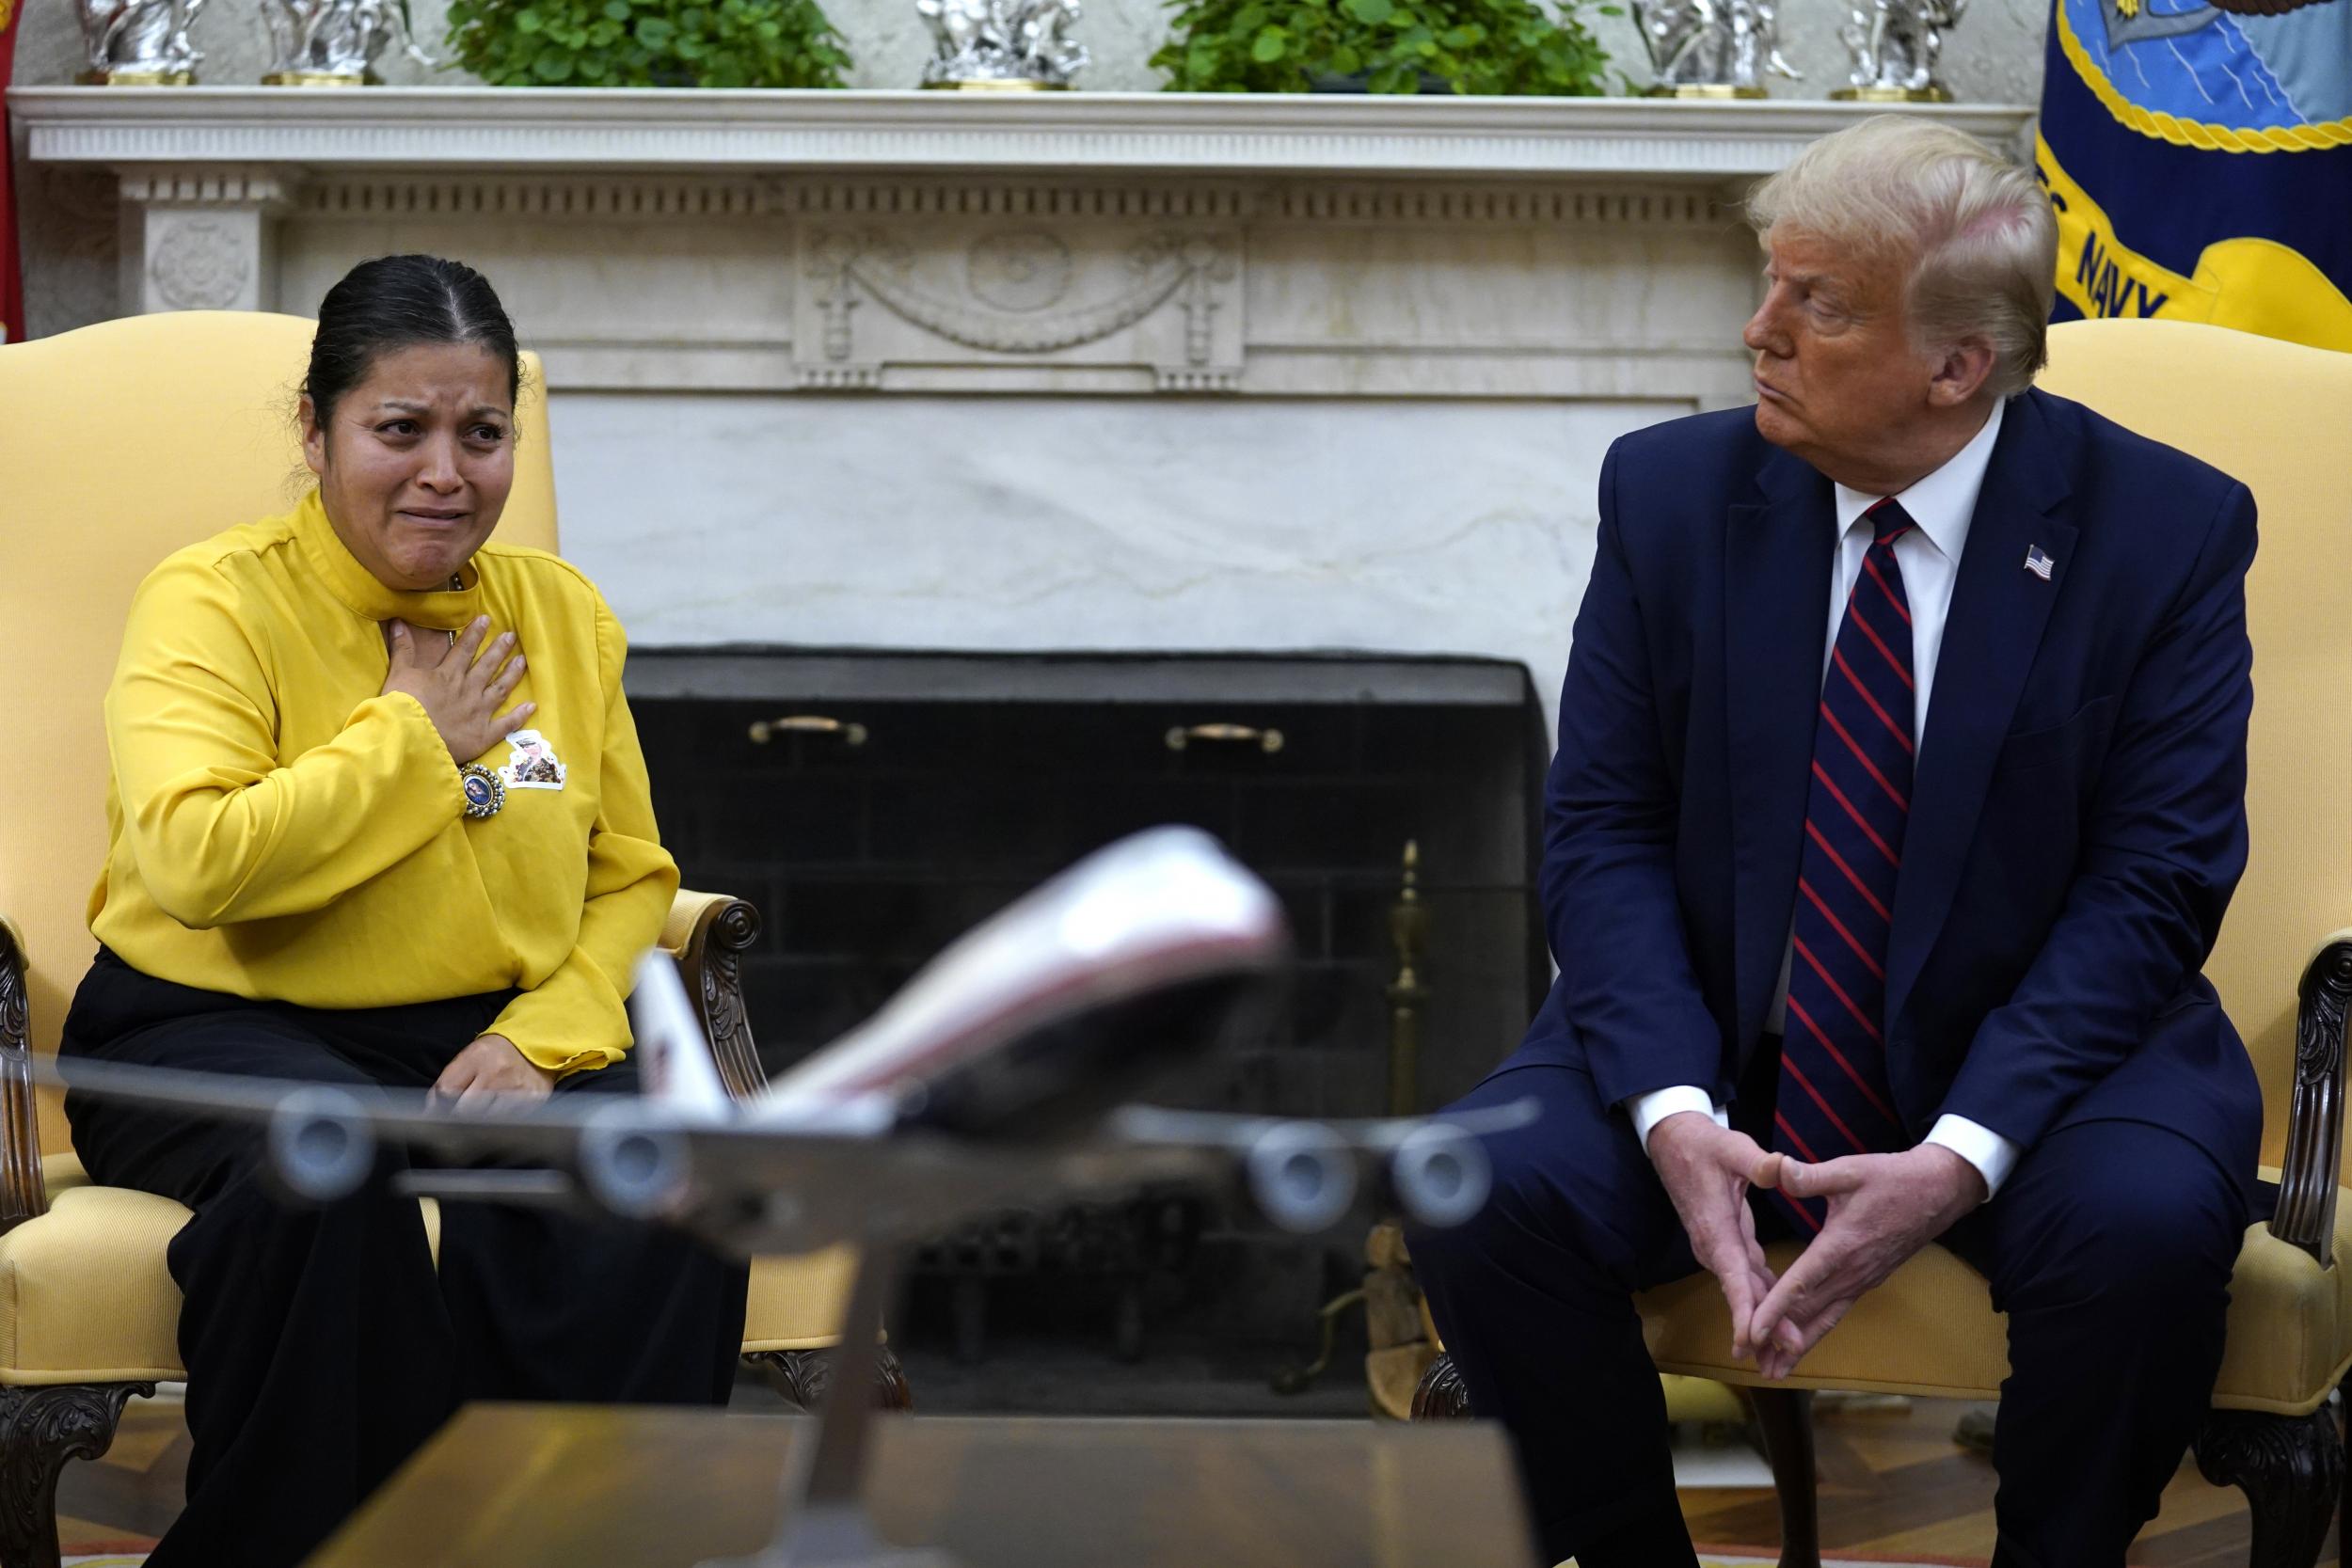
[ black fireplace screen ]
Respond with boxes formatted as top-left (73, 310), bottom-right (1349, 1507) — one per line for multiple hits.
top-left (628, 648), bottom-right (1549, 1352)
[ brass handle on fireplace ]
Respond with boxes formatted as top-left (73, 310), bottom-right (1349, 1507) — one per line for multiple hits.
top-left (749, 715), bottom-right (869, 746)
top-left (1165, 723), bottom-right (1284, 755)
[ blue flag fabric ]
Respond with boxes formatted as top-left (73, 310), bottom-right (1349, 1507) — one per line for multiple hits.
top-left (2033, 0), bottom-right (2352, 351)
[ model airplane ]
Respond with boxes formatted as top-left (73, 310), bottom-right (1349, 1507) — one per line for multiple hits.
top-left (48, 826), bottom-right (1533, 1568)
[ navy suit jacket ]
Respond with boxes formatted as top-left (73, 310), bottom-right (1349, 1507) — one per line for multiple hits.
top-left (1513, 387), bottom-right (2264, 1180)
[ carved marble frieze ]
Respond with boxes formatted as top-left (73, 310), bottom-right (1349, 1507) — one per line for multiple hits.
top-left (61, 166), bottom-right (1777, 401)
top-left (795, 211), bottom-right (1243, 392)
top-left (246, 169), bottom-right (1772, 400)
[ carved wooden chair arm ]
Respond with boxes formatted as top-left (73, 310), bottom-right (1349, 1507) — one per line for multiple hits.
top-left (0, 917), bottom-right (50, 1237)
top-left (661, 890), bottom-right (770, 1102)
top-left (2266, 929), bottom-right (2352, 1267)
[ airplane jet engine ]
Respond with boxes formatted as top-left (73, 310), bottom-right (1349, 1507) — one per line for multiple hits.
top-left (1383, 1121), bottom-right (1492, 1230)
top-left (1245, 1120), bottom-right (1357, 1233)
top-left (264, 1086), bottom-right (376, 1205)
top-left (579, 1107), bottom-right (694, 1220)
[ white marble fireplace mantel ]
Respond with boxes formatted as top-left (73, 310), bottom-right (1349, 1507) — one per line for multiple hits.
top-left (13, 87), bottom-right (2032, 178)
top-left (8, 87), bottom-right (2036, 719)
top-left (10, 88), bottom-right (2035, 398)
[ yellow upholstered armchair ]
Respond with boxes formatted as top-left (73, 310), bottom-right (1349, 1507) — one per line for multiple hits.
top-left (1413, 319), bottom-right (2352, 1568)
top-left (0, 311), bottom-right (896, 1567)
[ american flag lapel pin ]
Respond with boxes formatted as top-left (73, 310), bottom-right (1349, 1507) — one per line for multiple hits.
top-left (2024, 544), bottom-right (2056, 581)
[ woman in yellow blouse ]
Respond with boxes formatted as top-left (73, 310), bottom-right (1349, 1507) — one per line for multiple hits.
top-left (60, 255), bottom-right (745, 1567)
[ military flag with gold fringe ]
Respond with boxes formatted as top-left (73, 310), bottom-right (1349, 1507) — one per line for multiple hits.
top-left (2034, 0), bottom-right (2352, 352)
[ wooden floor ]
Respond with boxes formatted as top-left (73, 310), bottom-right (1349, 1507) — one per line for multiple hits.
top-left (1681, 1399), bottom-right (2336, 1566)
top-left (55, 1390), bottom-right (2335, 1564)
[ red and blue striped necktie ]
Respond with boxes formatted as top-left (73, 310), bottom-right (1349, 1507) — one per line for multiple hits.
top-left (1772, 499), bottom-right (1915, 1233)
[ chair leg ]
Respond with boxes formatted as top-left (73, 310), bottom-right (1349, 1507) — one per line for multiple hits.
top-left (1747, 1389), bottom-right (1821, 1568)
top-left (2193, 1406), bottom-right (2344, 1568)
top-left (0, 1382), bottom-right (151, 1568)
top-left (747, 1346), bottom-right (914, 1413)
top-left (1408, 1351), bottom-right (1473, 1420)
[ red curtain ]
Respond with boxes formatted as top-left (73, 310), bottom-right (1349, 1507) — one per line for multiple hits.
top-left (0, 0), bottom-right (21, 344)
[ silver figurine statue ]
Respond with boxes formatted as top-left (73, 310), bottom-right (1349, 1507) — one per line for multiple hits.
top-left (916, 0), bottom-right (1087, 89)
top-left (1834, 0), bottom-right (1964, 100)
top-left (74, 0), bottom-right (206, 83)
top-left (1634, 0), bottom-right (1797, 97)
top-left (260, 0), bottom-right (430, 84)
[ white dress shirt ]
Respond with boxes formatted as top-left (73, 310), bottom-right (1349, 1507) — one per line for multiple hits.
top-left (1629, 400), bottom-right (2020, 1200)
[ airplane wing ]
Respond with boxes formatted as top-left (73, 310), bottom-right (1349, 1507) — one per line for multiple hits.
top-left (41, 1050), bottom-right (1529, 1257)
top-left (38, 1052), bottom-right (1288, 1257)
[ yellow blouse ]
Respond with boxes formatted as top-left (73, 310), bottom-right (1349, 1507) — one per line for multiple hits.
top-left (88, 489), bottom-right (678, 1074)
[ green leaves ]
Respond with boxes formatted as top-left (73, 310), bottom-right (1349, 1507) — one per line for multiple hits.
top-left (1152, 0), bottom-right (1611, 94)
top-left (443, 0), bottom-right (851, 86)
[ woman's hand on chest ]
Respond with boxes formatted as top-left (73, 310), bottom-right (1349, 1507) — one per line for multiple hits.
top-left (381, 616), bottom-right (535, 765)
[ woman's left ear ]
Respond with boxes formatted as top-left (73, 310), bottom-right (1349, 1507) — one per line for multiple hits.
top-left (298, 395), bottom-right (327, 477)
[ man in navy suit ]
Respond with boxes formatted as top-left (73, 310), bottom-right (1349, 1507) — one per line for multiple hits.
top-left (1409, 117), bottom-right (2260, 1568)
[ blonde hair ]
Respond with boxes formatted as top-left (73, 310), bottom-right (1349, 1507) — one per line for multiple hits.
top-left (1747, 118), bottom-right (2058, 400)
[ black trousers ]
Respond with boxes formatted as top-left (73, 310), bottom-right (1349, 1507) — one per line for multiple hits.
top-left (60, 950), bottom-right (752, 1568)
top-left (1407, 1056), bottom-right (2249, 1568)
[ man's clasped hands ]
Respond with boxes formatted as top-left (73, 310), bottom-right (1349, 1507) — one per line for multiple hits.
top-left (1645, 1112), bottom-right (1987, 1379)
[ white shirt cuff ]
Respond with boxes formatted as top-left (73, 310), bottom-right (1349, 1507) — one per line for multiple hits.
top-left (1925, 1115), bottom-right (2018, 1201)
top-left (1629, 1085), bottom-right (1727, 1154)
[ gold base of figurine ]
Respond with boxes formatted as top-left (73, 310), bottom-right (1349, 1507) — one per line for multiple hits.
top-left (262, 71), bottom-right (368, 86)
top-left (74, 69), bottom-right (196, 85)
top-left (920, 77), bottom-right (1067, 91)
top-left (1831, 84), bottom-right (1952, 103)
top-left (1645, 83), bottom-right (1767, 99)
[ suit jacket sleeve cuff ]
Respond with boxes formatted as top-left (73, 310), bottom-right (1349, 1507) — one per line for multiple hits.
top-left (1926, 1115), bottom-right (2018, 1202)
top-left (1629, 1085), bottom-right (1727, 1155)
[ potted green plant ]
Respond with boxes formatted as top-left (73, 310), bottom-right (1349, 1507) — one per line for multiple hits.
top-left (1152, 0), bottom-right (1613, 94)
top-left (444, 0), bottom-right (852, 86)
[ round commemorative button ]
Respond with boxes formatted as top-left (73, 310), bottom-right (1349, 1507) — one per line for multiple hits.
top-left (459, 763), bottom-right (505, 820)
